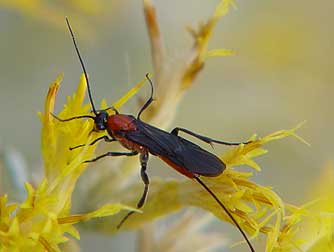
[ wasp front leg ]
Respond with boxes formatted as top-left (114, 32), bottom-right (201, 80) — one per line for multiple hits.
top-left (84, 151), bottom-right (138, 163)
top-left (70, 135), bottom-right (116, 150)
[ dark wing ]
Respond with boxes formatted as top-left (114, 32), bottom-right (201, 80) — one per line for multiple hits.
top-left (124, 120), bottom-right (225, 176)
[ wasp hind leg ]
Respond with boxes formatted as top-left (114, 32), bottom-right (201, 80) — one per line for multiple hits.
top-left (171, 127), bottom-right (251, 146)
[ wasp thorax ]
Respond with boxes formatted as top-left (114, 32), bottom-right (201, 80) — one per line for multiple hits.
top-left (107, 114), bottom-right (137, 131)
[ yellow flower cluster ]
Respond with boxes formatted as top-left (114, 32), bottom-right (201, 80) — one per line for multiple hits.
top-left (1, 0), bottom-right (333, 251)
top-left (0, 75), bottom-right (145, 252)
top-left (0, 73), bottom-right (331, 252)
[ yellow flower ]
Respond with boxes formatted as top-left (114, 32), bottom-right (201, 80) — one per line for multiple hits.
top-left (0, 74), bottom-right (145, 252)
top-left (311, 170), bottom-right (334, 251)
top-left (272, 164), bottom-right (334, 252)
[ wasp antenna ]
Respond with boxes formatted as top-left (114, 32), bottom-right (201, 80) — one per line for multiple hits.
top-left (194, 177), bottom-right (255, 252)
top-left (145, 73), bottom-right (154, 100)
top-left (65, 17), bottom-right (97, 115)
top-left (137, 73), bottom-right (154, 120)
top-left (51, 112), bottom-right (95, 122)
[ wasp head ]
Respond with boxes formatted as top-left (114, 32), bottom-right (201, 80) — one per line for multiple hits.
top-left (94, 110), bottom-right (109, 131)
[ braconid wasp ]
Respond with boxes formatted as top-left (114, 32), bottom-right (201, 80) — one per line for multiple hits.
top-left (54, 18), bottom-right (255, 252)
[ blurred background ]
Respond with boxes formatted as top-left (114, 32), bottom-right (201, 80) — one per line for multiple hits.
top-left (0, 0), bottom-right (333, 251)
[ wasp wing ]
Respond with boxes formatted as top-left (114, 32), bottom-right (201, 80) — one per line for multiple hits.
top-left (124, 120), bottom-right (225, 177)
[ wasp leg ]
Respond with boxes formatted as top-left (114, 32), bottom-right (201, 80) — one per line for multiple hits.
top-left (84, 151), bottom-right (138, 163)
top-left (70, 135), bottom-right (115, 150)
top-left (171, 127), bottom-right (251, 146)
top-left (117, 151), bottom-right (149, 229)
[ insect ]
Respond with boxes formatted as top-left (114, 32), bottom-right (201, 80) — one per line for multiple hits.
top-left (56, 18), bottom-right (255, 252)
